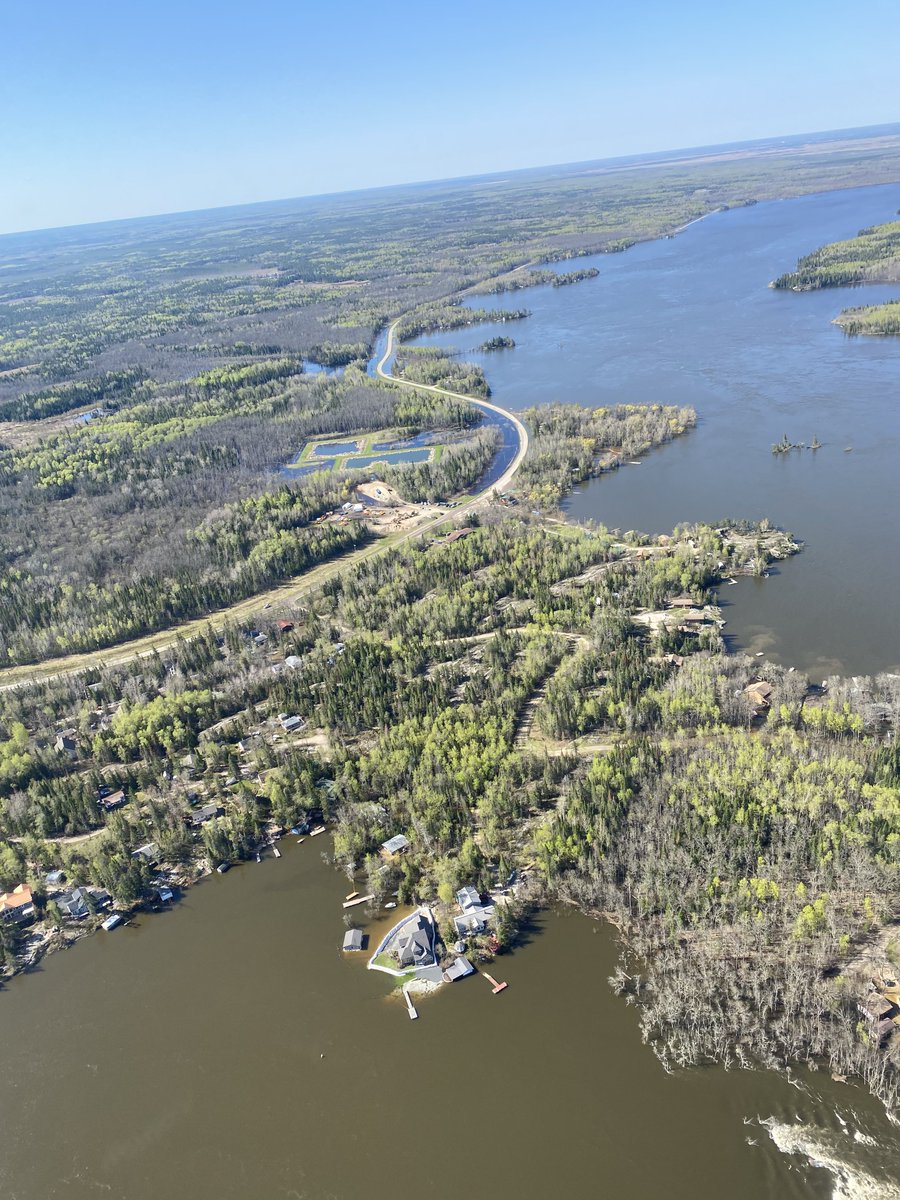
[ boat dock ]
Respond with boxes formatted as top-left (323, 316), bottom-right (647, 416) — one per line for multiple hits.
top-left (342, 893), bottom-right (374, 909)
top-left (271, 843), bottom-right (281, 859)
top-left (403, 986), bottom-right (418, 1020)
top-left (484, 972), bottom-right (508, 994)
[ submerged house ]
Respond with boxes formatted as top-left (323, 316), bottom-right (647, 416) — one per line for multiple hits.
top-left (342, 928), bottom-right (365, 952)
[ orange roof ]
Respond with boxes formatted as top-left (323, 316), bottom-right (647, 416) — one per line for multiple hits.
top-left (0, 883), bottom-right (33, 914)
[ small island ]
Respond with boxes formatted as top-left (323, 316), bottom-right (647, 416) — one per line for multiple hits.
top-left (478, 336), bottom-right (515, 352)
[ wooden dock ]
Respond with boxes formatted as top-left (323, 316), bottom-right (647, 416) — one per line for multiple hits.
top-left (403, 987), bottom-right (419, 1020)
top-left (345, 891), bottom-right (359, 901)
top-left (310, 826), bottom-right (327, 837)
top-left (342, 893), bottom-right (375, 909)
top-left (483, 972), bottom-right (508, 994)
top-left (271, 843), bottom-right (281, 858)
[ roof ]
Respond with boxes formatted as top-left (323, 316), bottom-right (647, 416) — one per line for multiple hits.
top-left (443, 955), bottom-right (474, 982)
top-left (381, 834), bottom-right (410, 855)
top-left (0, 884), bottom-right (33, 915)
top-left (445, 527), bottom-right (474, 543)
top-left (343, 929), bottom-right (364, 951)
top-left (457, 885), bottom-right (481, 911)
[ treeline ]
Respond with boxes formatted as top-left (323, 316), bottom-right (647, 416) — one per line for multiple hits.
top-left (835, 299), bottom-right (900, 336)
top-left (773, 219), bottom-right (900, 290)
top-left (396, 303), bottom-right (530, 340)
top-left (0, 369), bottom-right (148, 423)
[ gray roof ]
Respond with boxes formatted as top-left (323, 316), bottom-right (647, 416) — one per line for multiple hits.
top-left (342, 929), bottom-right (364, 951)
top-left (457, 886), bottom-right (481, 911)
top-left (381, 834), bottom-right (410, 855)
top-left (443, 955), bottom-right (474, 982)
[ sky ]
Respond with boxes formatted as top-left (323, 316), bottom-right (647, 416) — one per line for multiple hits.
top-left (2, 0), bottom-right (900, 235)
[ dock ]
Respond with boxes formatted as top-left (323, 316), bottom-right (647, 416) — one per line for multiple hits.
top-left (403, 986), bottom-right (419, 1020)
top-left (483, 972), bottom-right (508, 994)
top-left (342, 893), bottom-right (375, 909)
top-left (310, 826), bottom-right (327, 837)
top-left (345, 891), bottom-right (359, 901)
top-left (271, 843), bottom-right (281, 858)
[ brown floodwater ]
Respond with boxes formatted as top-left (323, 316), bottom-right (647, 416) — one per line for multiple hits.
top-left (2, 840), bottom-right (899, 1200)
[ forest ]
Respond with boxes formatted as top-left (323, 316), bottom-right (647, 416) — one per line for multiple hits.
top-left (773, 219), bottom-right (900, 290)
top-left (4, 507), bottom-right (900, 1108)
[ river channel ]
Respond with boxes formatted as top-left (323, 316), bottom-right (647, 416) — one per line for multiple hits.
top-left (406, 183), bottom-right (900, 679)
top-left (2, 839), bottom-right (899, 1200)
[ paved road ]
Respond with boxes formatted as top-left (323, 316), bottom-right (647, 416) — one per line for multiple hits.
top-left (0, 323), bottom-right (529, 692)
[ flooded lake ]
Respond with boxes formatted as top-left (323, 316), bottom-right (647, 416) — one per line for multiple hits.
top-left (407, 183), bottom-right (900, 677)
top-left (3, 840), bottom-right (899, 1200)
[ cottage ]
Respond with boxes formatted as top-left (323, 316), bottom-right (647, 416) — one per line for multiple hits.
top-left (131, 842), bottom-right (159, 863)
top-left (445, 527), bottom-right (474, 543)
top-left (98, 789), bottom-right (126, 812)
top-left (342, 928), bottom-right (365, 952)
top-left (442, 955), bottom-right (474, 982)
top-left (0, 884), bottom-right (35, 924)
top-left (46, 869), bottom-right (66, 886)
top-left (380, 834), bottom-right (410, 860)
top-left (190, 803), bottom-right (224, 828)
top-left (279, 714), bottom-right (305, 733)
top-left (55, 730), bottom-right (78, 757)
top-left (58, 886), bottom-right (92, 920)
top-left (156, 885), bottom-right (175, 904)
top-left (276, 619), bottom-right (294, 635)
top-left (745, 681), bottom-right (774, 712)
top-left (395, 915), bottom-right (434, 968)
top-left (456, 885), bottom-right (481, 913)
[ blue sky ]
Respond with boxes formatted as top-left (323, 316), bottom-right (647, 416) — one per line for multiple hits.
top-left (3, 0), bottom-right (900, 234)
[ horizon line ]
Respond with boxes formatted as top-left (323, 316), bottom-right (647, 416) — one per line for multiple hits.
top-left (4, 119), bottom-right (900, 242)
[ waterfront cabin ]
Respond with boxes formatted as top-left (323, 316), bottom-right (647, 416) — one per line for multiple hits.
top-left (0, 884), bottom-right (35, 925)
top-left (442, 955), bottom-right (474, 983)
top-left (380, 834), bottom-right (410, 860)
top-left (58, 886), bottom-right (92, 920)
top-left (342, 929), bottom-right (365, 952)
top-left (156, 885), bottom-right (175, 904)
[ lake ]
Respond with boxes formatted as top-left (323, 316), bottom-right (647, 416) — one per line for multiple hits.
top-left (2, 840), bottom-right (898, 1200)
top-left (406, 183), bottom-right (900, 678)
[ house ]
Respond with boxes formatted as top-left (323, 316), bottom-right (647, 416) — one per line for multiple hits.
top-left (98, 789), bottom-right (126, 813)
top-left (189, 803), bottom-right (224, 828)
top-left (0, 884), bottom-right (35, 924)
top-left (453, 910), bottom-right (490, 937)
top-left (156, 885), bottom-right (175, 904)
top-left (131, 842), bottom-right (159, 864)
top-left (456, 885), bottom-right (482, 912)
top-left (395, 915), bottom-right (434, 968)
top-left (284, 655), bottom-right (303, 670)
top-left (58, 886), bottom-right (92, 920)
top-left (278, 714), bottom-right (305, 733)
top-left (89, 887), bottom-right (112, 909)
top-left (380, 834), bottom-right (410, 859)
top-left (276, 620), bottom-right (294, 635)
top-left (342, 928), bottom-right (365, 952)
top-left (445, 527), bottom-right (474, 543)
top-left (442, 955), bottom-right (474, 982)
top-left (55, 730), bottom-right (78, 757)
top-left (745, 681), bottom-right (773, 712)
